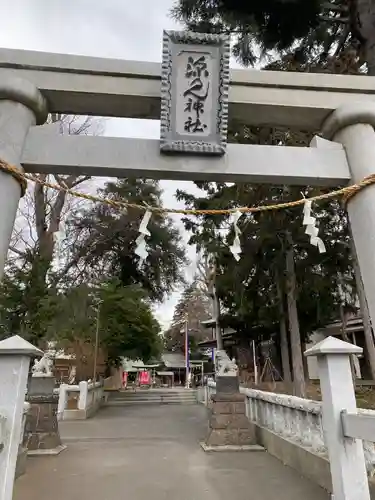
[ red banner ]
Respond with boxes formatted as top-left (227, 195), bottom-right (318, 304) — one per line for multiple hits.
top-left (139, 371), bottom-right (151, 385)
top-left (122, 371), bottom-right (128, 388)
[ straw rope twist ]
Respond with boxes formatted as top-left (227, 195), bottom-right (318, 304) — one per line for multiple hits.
top-left (0, 160), bottom-right (27, 196)
top-left (1, 158), bottom-right (375, 216)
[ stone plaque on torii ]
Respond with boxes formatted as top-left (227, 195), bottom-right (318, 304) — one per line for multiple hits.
top-left (160, 31), bottom-right (229, 154)
top-left (1, 30), bottom-right (375, 450)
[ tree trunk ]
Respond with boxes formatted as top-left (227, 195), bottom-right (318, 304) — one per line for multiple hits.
top-left (349, 232), bottom-right (375, 379)
top-left (356, 0), bottom-right (375, 75)
top-left (275, 269), bottom-right (292, 387)
top-left (31, 115), bottom-right (93, 287)
top-left (285, 233), bottom-right (306, 398)
top-left (207, 259), bottom-right (223, 350)
top-left (212, 286), bottom-right (223, 350)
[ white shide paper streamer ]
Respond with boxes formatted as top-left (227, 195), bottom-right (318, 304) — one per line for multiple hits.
top-left (229, 210), bottom-right (243, 261)
top-left (303, 200), bottom-right (326, 254)
top-left (135, 210), bottom-right (152, 262)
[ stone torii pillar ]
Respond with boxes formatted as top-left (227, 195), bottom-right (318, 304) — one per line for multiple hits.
top-left (0, 76), bottom-right (47, 278)
top-left (322, 103), bottom-right (375, 334)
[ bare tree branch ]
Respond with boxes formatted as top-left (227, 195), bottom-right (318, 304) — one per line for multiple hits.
top-left (34, 174), bottom-right (47, 242)
top-left (8, 246), bottom-right (27, 257)
top-left (9, 114), bottom-right (104, 286)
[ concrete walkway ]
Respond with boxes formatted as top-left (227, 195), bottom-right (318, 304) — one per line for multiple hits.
top-left (14, 403), bottom-right (330, 500)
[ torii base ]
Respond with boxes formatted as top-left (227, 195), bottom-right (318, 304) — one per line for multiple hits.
top-left (202, 376), bottom-right (264, 452)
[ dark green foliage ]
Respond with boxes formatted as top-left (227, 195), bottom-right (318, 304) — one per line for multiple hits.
top-left (67, 178), bottom-right (186, 302)
top-left (174, 0), bottom-right (322, 54)
top-left (0, 178), bottom-right (183, 364)
top-left (178, 180), bottom-right (355, 344)
top-left (0, 271), bottom-right (161, 363)
top-left (97, 280), bottom-right (162, 363)
top-left (172, 0), bottom-right (367, 68)
top-left (0, 253), bottom-right (55, 345)
top-left (176, 107), bottom-right (356, 344)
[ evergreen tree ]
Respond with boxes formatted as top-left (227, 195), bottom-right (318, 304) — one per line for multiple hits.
top-left (0, 273), bottom-right (161, 370)
top-left (176, 130), bottom-right (355, 396)
top-left (171, 0), bottom-right (375, 392)
top-left (172, 0), bottom-right (375, 74)
top-left (98, 279), bottom-right (162, 364)
top-left (0, 254), bottom-right (57, 345)
top-left (1, 179), bottom-right (185, 350)
top-left (65, 178), bottom-right (186, 302)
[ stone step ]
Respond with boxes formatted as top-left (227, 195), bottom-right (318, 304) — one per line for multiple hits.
top-left (111, 398), bottom-right (197, 403)
top-left (110, 391), bottom-right (196, 398)
top-left (115, 395), bottom-right (197, 400)
top-left (106, 399), bottom-right (197, 406)
top-left (110, 394), bottom-right (197, 400)
top-left (107, 390), bottom-right (197, 405)
top-left (111, 391), bottom-right (196, 397)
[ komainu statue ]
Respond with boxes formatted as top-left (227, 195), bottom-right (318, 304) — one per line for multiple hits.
top-left (215, 350), bottom-right (238, 377)
top-left (32, 354), bottom-right (53, 377)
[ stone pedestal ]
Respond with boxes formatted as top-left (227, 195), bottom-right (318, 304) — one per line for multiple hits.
top-left (24, 376), bottom-right (66, 455)
top-left (216, 374), bottom-right (239, 394)
top-left (202, 376), bottom-right (264, 452)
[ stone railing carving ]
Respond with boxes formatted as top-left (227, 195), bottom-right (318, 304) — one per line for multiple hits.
top-left (242, 387), bottom-right (326, 455)
top-left (205, 381), bottom-right (375, 476)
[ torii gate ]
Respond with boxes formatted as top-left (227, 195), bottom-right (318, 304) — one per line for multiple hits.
top-left (1, 29), bottom-right (375, 500)
top-left (0, 31), bottom-right (375, 335)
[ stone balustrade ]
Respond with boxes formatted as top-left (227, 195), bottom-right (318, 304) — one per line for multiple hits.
top-left (205, 381), bottom-right (375, 480)
top-left (56, 381), bottom-right (105, 420)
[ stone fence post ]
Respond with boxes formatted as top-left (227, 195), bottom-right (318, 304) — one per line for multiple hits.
top-left (305, 336), bottom-right (370, 500)
top-left (0, 335), bottom-right (42, 500)
top-left (78, 381), bottom-right (89, 411)
top-left (57, 384), bottom-right (68, 421)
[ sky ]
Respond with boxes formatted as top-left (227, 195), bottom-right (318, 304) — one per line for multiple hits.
top-left (0, 0), bottom-right (242, 330)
